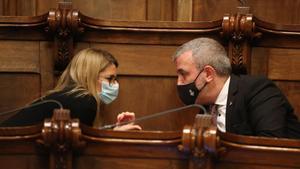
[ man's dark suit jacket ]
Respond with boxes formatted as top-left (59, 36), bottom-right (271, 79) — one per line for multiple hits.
top-left (226, 74), bottom-right (300, 139)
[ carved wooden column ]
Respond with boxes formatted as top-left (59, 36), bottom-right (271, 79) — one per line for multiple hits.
top-left (39, 109), bottom-right (85, 169)
top-left (46, 2), bottom-right (83, 75)
top-left (221, 7), bottom-right (260, 74)
top-left (178, 115), bottom-right (222, 169)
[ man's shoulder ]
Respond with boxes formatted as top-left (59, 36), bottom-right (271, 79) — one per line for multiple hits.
top-left (232, 74), bottom-right (272, 86)
top-left (229, 74), bottom-right (276, 96)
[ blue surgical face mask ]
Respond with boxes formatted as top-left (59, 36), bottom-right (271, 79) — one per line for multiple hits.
top-left (99, 81), bottom-right (119, 104)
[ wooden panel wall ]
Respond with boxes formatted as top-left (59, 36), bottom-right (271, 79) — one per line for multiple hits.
top-left (251, 47), bottom-right (300, 115)
top-left (0, 0), bottom-right (300, 24)
top-left (0, 40), bottom-right (54, 122)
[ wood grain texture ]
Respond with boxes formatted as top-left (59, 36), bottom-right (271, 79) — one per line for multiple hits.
top-left (74, 0), bottom-right (148, 20)
top-left (111, 0), bottom-right (147, 20)
top-left (0, 73), bottom-right (40, 119)
top-left (0, 0), bottom-right (299, 25)
top-left (3, 0), bottom-right (17, 16)
top-left (146, 0), bottom-right (174, 21)
top-left (72, 0), bottom-right (112, 19)
top-left (176, 0), bottom-right (193, 21)
top-left (16, 0), bottom-right (36, 16)
top-left (0, 41), bottom-right (40, 73)
top-left (251, 47), bottom-right (268, 76)
top-left (249, 0), bottom-right (300, 25)
top-left (91, 43), bottom-right (178, 76)
top-left (267, 48), bottom-right (300, 81)
top-left (36, 0), bottom-right (57, 15)
top-left (75, 157), bottom-right (188, 169)
top-left (40, 41), bottom-right (54, 95)
top-left (0, 155), bottom-right (48, 169)
top-left (193, 0), bottom-right (239, 21)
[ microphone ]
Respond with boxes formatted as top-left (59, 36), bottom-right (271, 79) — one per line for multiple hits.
top-left (0, 99), bottom-right (63, 117)
top-left (98, 104), bottom-right (207, 130)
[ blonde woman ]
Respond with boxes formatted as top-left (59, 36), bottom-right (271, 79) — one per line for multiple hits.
top-left (1, 48), bottom-right (141, 130)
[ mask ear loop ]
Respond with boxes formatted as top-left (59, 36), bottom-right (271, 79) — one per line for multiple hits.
top-left (193, 68), bottom-right (204, 82)
top-left (194, 68), bottom-right (207, 95)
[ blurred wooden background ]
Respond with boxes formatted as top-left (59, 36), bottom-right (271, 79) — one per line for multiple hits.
top-left (0, 0), bottom-right (299, 24)
top-left (0, 0), bottom-right (299, 131)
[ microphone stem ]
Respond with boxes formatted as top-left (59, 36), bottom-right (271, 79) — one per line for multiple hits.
top-left (99, 104), bottom-right (207, 130)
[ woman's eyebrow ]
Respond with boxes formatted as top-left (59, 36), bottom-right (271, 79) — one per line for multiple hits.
top-left (109, 74), bottom-right (117, 78)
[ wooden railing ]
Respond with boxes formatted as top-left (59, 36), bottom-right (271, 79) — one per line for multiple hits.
top-left (182, 124), bottom-right (300, 169)
top-left (1, 109), bottom-right (300, 169)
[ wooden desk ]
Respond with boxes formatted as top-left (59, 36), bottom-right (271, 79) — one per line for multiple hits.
top-left (1, 110), bottom-right (300, 169)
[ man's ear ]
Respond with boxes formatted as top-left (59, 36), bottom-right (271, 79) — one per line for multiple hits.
top-left (203, 65), bottom-right (216, 82)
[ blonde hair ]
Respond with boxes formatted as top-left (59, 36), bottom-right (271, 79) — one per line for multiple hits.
top-left (51, 48), bottom-right (118, 125)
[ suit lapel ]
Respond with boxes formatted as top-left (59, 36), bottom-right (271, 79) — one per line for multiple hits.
top-left (226, 74), bottom-right (239, 130)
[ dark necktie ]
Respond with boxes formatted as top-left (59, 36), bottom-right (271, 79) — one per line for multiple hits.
top-left (210, 104), bottom-right (218, 126)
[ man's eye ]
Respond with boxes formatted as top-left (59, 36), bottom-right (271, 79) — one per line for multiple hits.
top-left (180, 72), bottom-right (188, 77)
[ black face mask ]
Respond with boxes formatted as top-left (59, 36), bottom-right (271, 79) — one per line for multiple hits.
top-left (177, 70), bottom-right (206, 105)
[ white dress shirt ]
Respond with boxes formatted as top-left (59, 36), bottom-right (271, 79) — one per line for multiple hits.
top-left (214, 76), bottom-right (231, 132)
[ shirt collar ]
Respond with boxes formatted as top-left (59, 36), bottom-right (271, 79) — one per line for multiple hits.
top-left (215, 76), bottom-right (231, 106)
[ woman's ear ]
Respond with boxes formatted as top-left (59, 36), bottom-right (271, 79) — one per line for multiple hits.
top-left (203, 65), bottom-right (216, 82)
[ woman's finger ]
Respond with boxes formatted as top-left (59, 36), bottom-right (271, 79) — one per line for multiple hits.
top-left (113, 124), bottom-right (142, 131)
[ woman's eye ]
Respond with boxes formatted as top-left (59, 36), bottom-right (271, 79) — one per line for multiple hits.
top-left (107, 76), bottom-right (117, 83)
